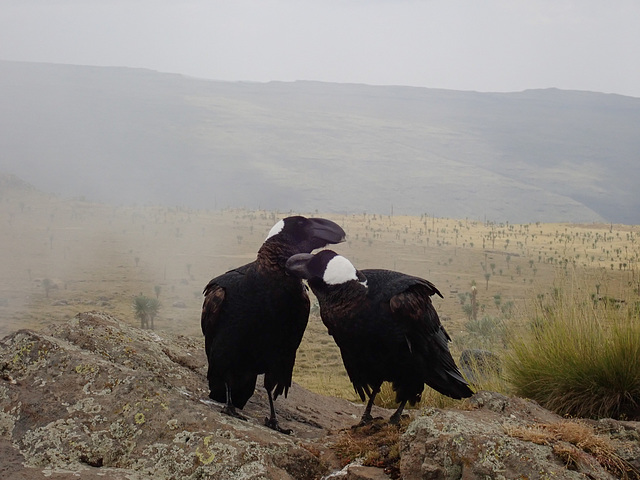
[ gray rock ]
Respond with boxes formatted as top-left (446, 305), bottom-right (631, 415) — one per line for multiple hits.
top-left (0, 311), bottom-right (356, 479)
top-left (458, 349), bottom-right (501, 385)
top-left (1, 312), bottom-right (638, 480)
top-left (345, 465), bottom-right (391, 479)
top-left (400, 391), bottom-right (639, 480)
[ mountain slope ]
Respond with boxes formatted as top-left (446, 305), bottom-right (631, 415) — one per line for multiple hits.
top-left (1, 61), bottom-right (638, 223)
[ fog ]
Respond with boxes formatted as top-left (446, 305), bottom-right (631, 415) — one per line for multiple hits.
top-left (1, 1), bottom-right (640, 340)
top-left (2, 63), bottom-right (639, 224)
top-left (1, 0), bottom-right (639, 97)
top-left (3, 1), bottom-right (639, 218)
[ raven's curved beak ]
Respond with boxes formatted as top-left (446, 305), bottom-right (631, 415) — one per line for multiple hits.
top-left (285, 253), bottom-right (315, 279)
top-left (307, 218), bottom-right (346, 250)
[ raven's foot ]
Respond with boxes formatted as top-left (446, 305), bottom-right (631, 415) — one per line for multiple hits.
top-left (221, 405), bottom-right (247, 420)
top-left (389, 399), bottom-right (408, 426)
top-left (264, 416), bottom-right (292, 435)
top-left (389, 412), bottom-right (408, 425)
top-left (352, 412), bottom-right (374, 429)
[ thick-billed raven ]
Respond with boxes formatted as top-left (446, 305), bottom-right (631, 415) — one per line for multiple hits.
top-left (201, 216), bottom-right (345, 433)
top-left (286, 249), bottom-right (473, 426)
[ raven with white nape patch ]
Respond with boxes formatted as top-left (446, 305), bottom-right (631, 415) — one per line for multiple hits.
top-left (286, 250), bottom-right (473, 426)
top-left (201, 216), bottom-right (345, 433)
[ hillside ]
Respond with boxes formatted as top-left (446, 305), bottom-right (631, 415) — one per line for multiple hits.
top-left (1, 172), bottom-right (638, 347)
top-left (1, 176), bottom-right (640, 478)
top-left (1, 61), bottom-right (639, 223)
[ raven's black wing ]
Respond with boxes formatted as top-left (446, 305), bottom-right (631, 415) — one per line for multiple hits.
top-left (382, 273), bottom-right (473, 400)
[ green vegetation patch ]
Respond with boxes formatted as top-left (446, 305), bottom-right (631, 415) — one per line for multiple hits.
top-left (507, 279), bottom-right (640, 420)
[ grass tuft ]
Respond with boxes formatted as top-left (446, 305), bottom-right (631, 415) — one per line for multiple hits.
top-left (506, 274), bottom-right (640, 420)
top-left (506, 420), bottom-right (640, 479)
top-left (332, 418), bottom-right (409, 479)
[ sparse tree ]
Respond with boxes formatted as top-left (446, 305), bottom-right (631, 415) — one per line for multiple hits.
top-left (147, 297), bottom-right (160, 329)
top-left (133, 295), bottom-right (161, 330)
top-left (471, 285), bottom-right (478, 321)
top-left (42, 278), bottom-right (54, 298)
top-left (133, 296), bottom-right (150, 329)
top-left (458, 292), bottom-right (469, 305)
top-left (493, 293), bottom-right (502, 309)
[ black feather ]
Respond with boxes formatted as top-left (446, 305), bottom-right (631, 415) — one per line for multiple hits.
top-left (201, 217), bottom-right (345, 429)
top-left (286, 250), bottom-right (473, 424)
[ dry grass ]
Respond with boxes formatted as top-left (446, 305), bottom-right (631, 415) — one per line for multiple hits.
top-left (332, 418), bottom-right (411, 479)
top-left (2, 185), bottom-right (640, 416)
top-left (505, 420), bottom-right (640, 479)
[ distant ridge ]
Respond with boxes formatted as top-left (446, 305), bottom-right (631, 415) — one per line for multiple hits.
top-left (0, 173), bottom-right (34, 191)
top-left (1, 61), bottom-right (639, 223)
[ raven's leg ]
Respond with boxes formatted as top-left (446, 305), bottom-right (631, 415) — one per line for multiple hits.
top-left (264, 388), bottom-right (292, 434)
top-left (389, 399), bottom-right (408, 425)
top-left (356, 384), bottom-right (381, 427)
top-left (221, 384), bottom-right (247, 420)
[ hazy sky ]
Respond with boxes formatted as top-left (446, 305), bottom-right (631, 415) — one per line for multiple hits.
top-left (2, 0), bottom-right (639, 97)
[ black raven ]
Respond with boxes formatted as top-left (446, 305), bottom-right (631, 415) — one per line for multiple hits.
top-left (201, 216), bottom-right (346, 433)
top-left (286, 249), bottom-right (473, 425)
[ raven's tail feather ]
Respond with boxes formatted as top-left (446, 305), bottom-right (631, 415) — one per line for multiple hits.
top-left (426, 367), bottom-right (474, 399)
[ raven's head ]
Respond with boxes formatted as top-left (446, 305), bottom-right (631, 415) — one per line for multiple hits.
top-left (286, 250), bottom-right (367, 288)
top-left (264, 216), bottom-right (346, 254)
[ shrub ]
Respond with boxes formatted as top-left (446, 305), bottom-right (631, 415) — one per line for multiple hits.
top-left (464, 315), bottom-right (507, 349)
top-left (506, 277), bottom-right (640, 420)
top-left (132, 295), bottom-right (161, 330)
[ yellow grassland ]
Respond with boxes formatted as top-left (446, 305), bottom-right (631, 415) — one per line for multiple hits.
top-left (1, 187), bottom-right (638, 404)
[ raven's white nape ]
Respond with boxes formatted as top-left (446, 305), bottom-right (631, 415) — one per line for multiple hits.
top-left (265, 219), bottom-right (285, 241)
top-left (323, 255), bottom-right (358, 285)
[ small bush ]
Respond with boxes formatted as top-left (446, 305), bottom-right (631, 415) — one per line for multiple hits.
top-left (507, 277), bottom-right (640, 420)
top-left (464, 315), bottom-right (507, 349)
top-left (132, 295), bottom-right (161, 330)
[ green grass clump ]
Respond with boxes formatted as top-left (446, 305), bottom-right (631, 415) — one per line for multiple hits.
top-left (507, 278), bottom-right (640, 420)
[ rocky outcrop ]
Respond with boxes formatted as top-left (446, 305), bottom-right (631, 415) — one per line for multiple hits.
top-left (401, 392), bottom-right (640, 479)
top-left (1, 312), bottom-right (639, 479)
top-left (0, 311), bottom-right (363, 479)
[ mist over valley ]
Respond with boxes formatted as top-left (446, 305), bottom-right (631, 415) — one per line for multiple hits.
top-left (2, 61), bottom-right (639, 224)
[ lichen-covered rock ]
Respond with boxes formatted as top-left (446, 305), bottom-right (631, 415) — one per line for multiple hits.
top-left (0, 312), bottom-right (359, 479)
top-left (400, 391), bottom-right (638, 480)
top-left (2, 313), bottom-right (638, 480)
